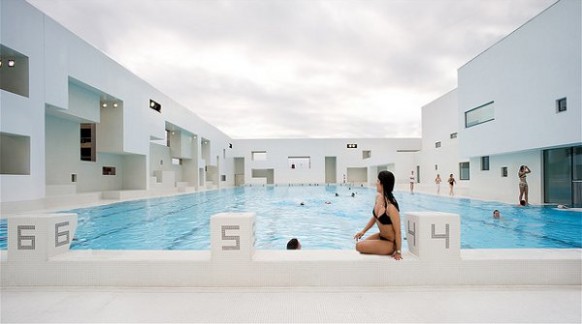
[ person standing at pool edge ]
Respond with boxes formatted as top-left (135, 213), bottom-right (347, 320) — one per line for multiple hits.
top-left (409, 171), bottom-right (415, 194)
top-left (518, 165), bottom-right (531, 205)
top-left (435, 174), bottom-right (442, 195)
top-left (353, 170), bottom-right (402, 260)
top-left (448, 174), bottom-right (456, 196)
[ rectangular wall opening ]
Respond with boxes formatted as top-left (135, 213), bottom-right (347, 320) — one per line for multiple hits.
top-left (325, 156), bottom-right (337, 183)
top-left (0, 132), bottom-right (30, 175)
top-left (252, 151), bottom-right (267, 161)
top-left (80, 123), bottom-right (96, 162)
top-left (288, 156), bottom-right (310, 169)
top-left (0, 44), bottom-right (29, 97)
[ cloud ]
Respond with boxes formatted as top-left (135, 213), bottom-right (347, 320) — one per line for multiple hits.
top-left (27, 0), bottom-right (556, 138)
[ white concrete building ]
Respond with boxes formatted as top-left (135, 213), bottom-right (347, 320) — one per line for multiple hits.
top-left (1, 0), bottom-right (580, 210)
top-left (419, 0), bottom-right (581, 206)
top-left (0, 0), bottom-right (420, 210)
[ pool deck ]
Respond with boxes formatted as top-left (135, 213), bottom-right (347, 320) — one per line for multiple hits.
top-left (2, 285), bottom-right (580, 323)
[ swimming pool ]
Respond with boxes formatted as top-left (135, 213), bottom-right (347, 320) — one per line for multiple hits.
top-left (1, 185), bottom-right (580, 250)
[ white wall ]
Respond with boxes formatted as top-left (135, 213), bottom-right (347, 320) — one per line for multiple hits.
top-left (470, 150), bottom-right (542, 204)
top-left (232, 138), bottom-right (421, 185)
top-left (45, 115), bottom-right (79, 187)
top-left (0, 0), bottom-right (235, 203)
top-left (0, 0), bottom-right (46, 202)
top-left (458, 0), bottom-right (582, 157)
top-left (97, 103), bottom-right (123, 154)
top-left (417, 89), bottom-right (469, 189)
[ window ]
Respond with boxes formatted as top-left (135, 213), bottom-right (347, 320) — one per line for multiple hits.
top-left (435, 164), bottom-right (438, 170)
top-left (252, 151), bottom-right (267, 161)
top-left (347, 144), bottom-right (357, 148)
top-left (165, 130), bottom-right (171, 147)
top-left (362, 150), bottom-right (371, 159)
top-left (0, 132), bottom-right (30, 175)
top-left (450, 132), bottom-right (457, 139)
top-left (459, 162), bottom-right (470, 180)
top-left (149, 99), bottom-right (161, 112)
top-left (556, 97), bottom-right (567, 112)
top-left (102, 167), bottom-right (116, 175)
top-left (80, 123), bottom-right (96, 162)
top-left (465, 101), bottom-right (494, 128)
top-left (288, 156), bottom-right (311, 169)
top-left (172, 158), bottom-right (181, 165)
top-left (435, 141), bottom-right (441, 148)
top-left (501, 167), bottom-right (508, 177)
top-left (221, 175), bottom-right (226, 182)
top-left (481, 156), bottom-right (490, 171)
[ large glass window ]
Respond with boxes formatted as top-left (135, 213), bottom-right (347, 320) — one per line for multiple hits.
top-left (465, 101), bottom-right (494, 128)
top-left (544, 148), bottom-right (572, 205)
top-left (459, 162), bottom-right (470, 180)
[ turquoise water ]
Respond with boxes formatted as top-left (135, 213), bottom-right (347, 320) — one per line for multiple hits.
top-left (1, 185), bottom-right (580, 250)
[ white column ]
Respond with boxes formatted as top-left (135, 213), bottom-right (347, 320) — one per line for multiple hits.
top-left (210, 212), bottom-right (256, 261)
top-left (7, 213), bottom-right (78, 262)
top-left (405, 211), bottom-right (460, 260)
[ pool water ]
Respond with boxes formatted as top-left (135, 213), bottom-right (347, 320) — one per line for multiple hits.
top-left (0, 185), bottom-right (580, 250)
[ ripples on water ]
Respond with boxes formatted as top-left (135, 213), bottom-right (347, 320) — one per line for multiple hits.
top-left (0, 185), bottom-right (580, 250)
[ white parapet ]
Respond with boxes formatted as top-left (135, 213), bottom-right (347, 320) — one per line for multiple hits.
top-left (210, 212), bottom-right (256, 262)
top-left (7, 213), bottom-right (78, 263)
top-left (405, 211), bottom-right (460, 261)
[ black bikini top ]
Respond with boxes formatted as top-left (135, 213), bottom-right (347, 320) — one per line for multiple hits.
top-left (373, 207), bottom-right (392, 225)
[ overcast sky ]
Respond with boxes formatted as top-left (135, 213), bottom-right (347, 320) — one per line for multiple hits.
top-left (28, 0), bottom-right (556, 139)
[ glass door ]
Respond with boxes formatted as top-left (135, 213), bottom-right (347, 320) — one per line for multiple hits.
top-left (544, 146), bottom-right (582, 207)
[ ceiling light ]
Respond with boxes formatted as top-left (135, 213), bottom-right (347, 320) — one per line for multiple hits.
top-left (0, 60), bottom-right (2, 67)
top-left (102, 103), bottom-right (108, 108)
top-left (113, 103), bottom-right (118, 108)
top-left (8, 60), bottom-right (15, 67)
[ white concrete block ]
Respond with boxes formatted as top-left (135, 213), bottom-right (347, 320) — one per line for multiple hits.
top-left (211, 212), bottom-right (255, 262)
top-left (7, 213), bottom-right (78, 262)
top-left (405, 211), bottom-right (460, 261)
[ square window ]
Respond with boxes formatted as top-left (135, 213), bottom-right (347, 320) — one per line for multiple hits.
top-left (103, 167), bottom-right (116, 175)
top-left (435, 141), bottom-right (441, 148)
top-left (450, 132), bottom-right (458, 139)
top-left (501, 167), bottom-right (508, 177)
top-left (557, 98), bottom-right (567, 112)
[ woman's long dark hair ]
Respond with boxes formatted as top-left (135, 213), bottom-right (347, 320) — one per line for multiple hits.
top-left (378, 170), bottom-right (399, 211)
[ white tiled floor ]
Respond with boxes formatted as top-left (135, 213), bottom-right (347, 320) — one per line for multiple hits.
top-left (1, 285), bottom-right (581, 323)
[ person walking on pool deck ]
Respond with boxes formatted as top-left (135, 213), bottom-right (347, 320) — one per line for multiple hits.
top-left (435, 174), bottom-right (442, 195)
top-left (409, 170), bottom-right (415, 194)
top-left (448, 174), bottom-right (456, 196)
top-left (518, 165), bottom-right (531, 205)
top-left (353, 170), bottom-right (402, 260)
